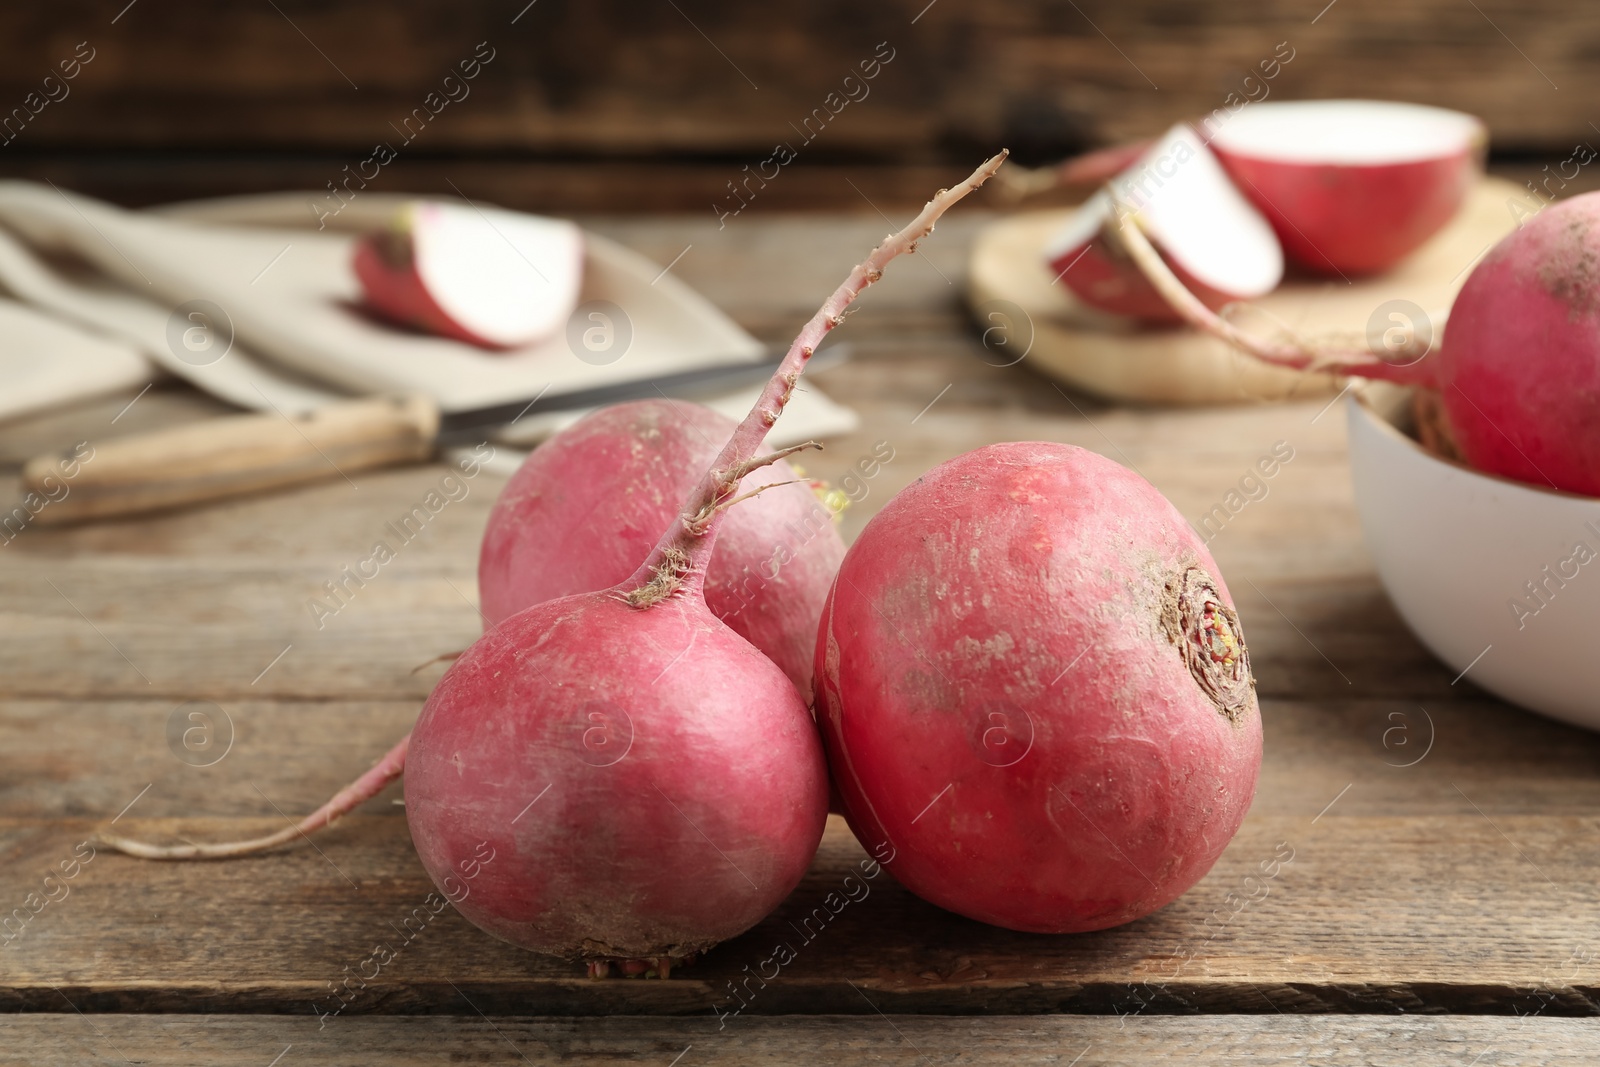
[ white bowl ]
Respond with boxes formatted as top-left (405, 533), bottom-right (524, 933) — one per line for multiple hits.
top-left (1347, 389), bottom-right (1600, 730)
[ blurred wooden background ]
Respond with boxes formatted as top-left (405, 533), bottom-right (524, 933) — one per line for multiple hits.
top-left (0, 0), bottom-right (1595, 211)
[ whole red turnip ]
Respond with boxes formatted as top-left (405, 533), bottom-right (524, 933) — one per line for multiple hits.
top-left (478, 399), bottom-right (844, 699)
top-left (816, 442), bottom-right (1261, 932)
top-left (1113, 191), bottom-right (1600, 498)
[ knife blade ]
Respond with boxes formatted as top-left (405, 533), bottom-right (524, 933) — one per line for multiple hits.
top-left (437, 343), bottom-right (847, 442)
top-left (20, 343), bottom-right (849, 524)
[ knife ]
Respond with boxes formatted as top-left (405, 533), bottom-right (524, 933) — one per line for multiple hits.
top-left (20, 345), bottom-right (848, 525)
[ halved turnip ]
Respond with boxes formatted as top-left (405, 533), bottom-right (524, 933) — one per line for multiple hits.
top-left (353, 201), bottom-right (584, 349)
top-left (1043, 124), bottom-right (1283, 322)
top-left (1208, 99), bottom-right (1484, 275)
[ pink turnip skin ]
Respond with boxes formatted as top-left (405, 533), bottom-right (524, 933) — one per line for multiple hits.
top-left (402, 154), bottom-right (1010, 966)
top-left (815, 442), bottom-right (1262, 933)
top-left (478, 399), bottom-right (844, 700)
top-left (353, 232), bottom-right (478, 345)
top-left (1212, 149), bottom-right (1476, 276)
top-left (1112, 187), bottom-right (1600, 498)
top-left (1047, 232), bottom-right (1252, 323)
top-left (1432, 194), bottom-right (1600, 496)
top-left (1207, 101), bottom-right (1485, 276)
top-left (406, 584), bottom-right (828, 961)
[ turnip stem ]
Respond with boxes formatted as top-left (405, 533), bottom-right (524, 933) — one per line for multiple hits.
top-left (625, 149), bottom-right (1010, 603)
top-left (994, 139), bottom-right (1153, 201)
top-left (680, 442), bottom-right (820, 534)
top-left (1106, 191), bottom-right (1432, 386)
top-left (94, 734), bottom-right (410, 860)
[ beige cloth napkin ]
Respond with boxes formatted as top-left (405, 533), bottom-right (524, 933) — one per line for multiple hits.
top-left (0, 183), bottom-right (857, 448)
top-left (0, 294), bottom-right (148, 421)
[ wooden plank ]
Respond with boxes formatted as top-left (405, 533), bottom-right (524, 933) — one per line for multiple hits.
top-left (0, 398), bottom-right (1489, 705)
top-left (0, 156), bottom-right (1591, 217)
top-left (0, 155), bottom-right (1010, 216)
top-left (2, 694), bottom-right (1598, 1015)
top-left (1, 0), bottom-right (1597, 160)
top-left (4, 1013), bottom-right (1599, 1066)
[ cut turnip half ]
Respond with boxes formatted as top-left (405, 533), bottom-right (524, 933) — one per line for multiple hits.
top-left (1043, 124), bottom-right (1283, 322)
top-left (1207, 100), bottom-right (1485, 275)
top-left (354, 201), bottom-right (584, 349)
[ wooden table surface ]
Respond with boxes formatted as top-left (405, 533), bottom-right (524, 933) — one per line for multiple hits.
top-left (1, 212), bottom-right (1597, 1064)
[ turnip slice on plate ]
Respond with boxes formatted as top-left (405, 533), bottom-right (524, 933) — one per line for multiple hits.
top-left (354, 200), bottom-right (584, 349)
top-left (1043, 124), bottom-right (1283, 322)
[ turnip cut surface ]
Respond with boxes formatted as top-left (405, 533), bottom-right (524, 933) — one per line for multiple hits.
top-left (816, 442), bottom-right (1262, 933)
top-left (354, 201), bottom-right (583, 348)
top-left (1044, 123), bottom-right (1282, 322)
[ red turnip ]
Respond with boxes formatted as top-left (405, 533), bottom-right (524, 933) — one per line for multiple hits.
top-left (815, 442), bottom-right (1262, 933)
top-left (1111, 185), bottom-right (1600, 498)
top-left (1208, 100), bottom-right (1484, 275)
top-left (354, 201), bottom-right (583, 348)
top-left (1043, 124), bottom-right (1282, 322)
top-left (97, 154), bottom-right (1010, 974)
top-left (478, 399), bottom-right (844, 699)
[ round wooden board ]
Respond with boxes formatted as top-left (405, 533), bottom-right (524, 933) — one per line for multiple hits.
top-left (966, 176), bottom-right (1523, 406)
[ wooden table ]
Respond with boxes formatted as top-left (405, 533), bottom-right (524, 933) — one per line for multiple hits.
top-left (1, 212), bottom-right (1597, 1064)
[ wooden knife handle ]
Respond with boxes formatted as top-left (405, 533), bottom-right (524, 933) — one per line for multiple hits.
top-left (21, 394), bottom-right (441, 525)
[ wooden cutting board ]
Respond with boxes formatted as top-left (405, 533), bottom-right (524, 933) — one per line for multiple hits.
top-left (966, 176), bottom-right (1524, 405)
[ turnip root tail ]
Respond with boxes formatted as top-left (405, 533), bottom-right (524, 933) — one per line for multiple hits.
top-left (995, 140), bottom-right (1153, 201)
top-left (93, 734), bottom-right (410, 860)
top-left (1106, 190), bottom-right (1436, 387)
top-left (409, 649), bottom-right (464, 674)
top-left (621, 149), bottom-right (1010, 606)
